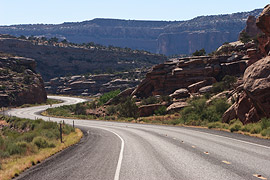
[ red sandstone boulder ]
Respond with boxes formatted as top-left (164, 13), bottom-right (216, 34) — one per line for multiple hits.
top-left (256, 5), bottom-right (270, 37)
top-left (169, 88), bottom-right (190, 99)
top-left (223, 56), bottom-right (270, 124)
top-left (243, 56), bottom-right (270, 118)
top-left (256, 5), bottom-right (270, 55)
top-left (166, 101), bottom-right (188, 113)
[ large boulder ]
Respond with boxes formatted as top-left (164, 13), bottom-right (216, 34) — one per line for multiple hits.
top-left (223, 56), bottom-right (270, 124)
top-left (166, 101), bottom-right (189, 113)
top-left (169, 88), bottom-right (189, 99)
top-left (243, 56), bottom-right (270, 118)
top-left (256, 5), bottom-right (270, 37)
top-left (256, 4), bottom-right (270, 56)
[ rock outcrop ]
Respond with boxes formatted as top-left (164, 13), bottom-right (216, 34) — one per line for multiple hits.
top-left (0, 55), bottom-right (47, 107)
top-left (256, 5), bottom-right (270, 56)
top-left (240, 16), bottom-right (262, 38)
top-left (46, 70), bottom-right (146, 96)
top-left (132, 53), bottom-right (251, 98)
top-left (223, 5), bottom-right (270, 124)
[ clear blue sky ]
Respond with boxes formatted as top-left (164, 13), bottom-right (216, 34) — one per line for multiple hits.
top-left (0, 0), bottom-right (269, 25)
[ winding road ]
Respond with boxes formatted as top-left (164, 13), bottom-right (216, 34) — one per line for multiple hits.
top-left (7, 96), bottom-right (270, 180)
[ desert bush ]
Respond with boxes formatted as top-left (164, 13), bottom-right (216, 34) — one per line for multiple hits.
top-left (261, 127), bottom-right (270, 137)
top-left (141, 96), bottom-right (159, 105)
top-left (6, 142), bottom-right (24, 155)
top-left (250, 124), bottom-right (262, 134)
top-left (229, 119), bottom-right (243, 132)
top-left (261, 118), bottom-right (270, 130)
top-left (192, 48), bottom-right (206, 56)
top-left (98, 89), bottom-right (121, 105)
top-left (0, 150), bottom-right (10, 158)
top-left (33, 137), bottom-right (49, 149)
top-left (106, 105), bottom-right (118, 115)
top-left (74, 103), bottom-right (87, 115)
top-left (212, 75), bottom-right (236, 93)
top-left (118, 97), bottom-right (139, 118)
top-left (154, 106), bottom-right (167, 116)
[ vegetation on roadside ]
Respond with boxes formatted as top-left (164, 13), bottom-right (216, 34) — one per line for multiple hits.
top-left (19, 98), bottom-right (63, 108)
top-left (0, 115), bottom-right (82, 180)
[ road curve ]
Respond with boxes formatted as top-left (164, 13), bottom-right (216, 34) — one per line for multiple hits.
top-left (7, 96), bottom-right (270, 180)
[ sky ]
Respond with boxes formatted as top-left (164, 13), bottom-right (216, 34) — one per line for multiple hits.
top-left (0, 0), bottom-right (269, 25)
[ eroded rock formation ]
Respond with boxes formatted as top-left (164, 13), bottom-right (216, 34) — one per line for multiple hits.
top-left (0, 55), bottom-right (47, 107)
top-left (223, 5), bottom-right (270, 124)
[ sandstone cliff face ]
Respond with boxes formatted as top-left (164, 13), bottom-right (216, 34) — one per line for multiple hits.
top-left (240, 16), bottom-right (262, 38)
top-left (0, 37), bottom-right (166, 81)
top-left (223, 5), bottom-right (270, 124)
top-left (0, 55), bottom-right (47, 107)
top-left (0, 9), bottom-right (262, 55)
top-left (132, 53), bottom-right (251, 98)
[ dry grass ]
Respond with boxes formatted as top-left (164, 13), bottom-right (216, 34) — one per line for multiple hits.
top-left (0, 128), bottom-right (83, 180)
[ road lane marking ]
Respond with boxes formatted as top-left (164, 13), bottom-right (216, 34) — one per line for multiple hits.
top-left (222, 161), bottom-right (231, 165)
top-left (82, 125), bottom-right (124, 180)
top-left (193, 130), bottom-right (270, 150)
top-left (253, 174), bottom-right (267, 180)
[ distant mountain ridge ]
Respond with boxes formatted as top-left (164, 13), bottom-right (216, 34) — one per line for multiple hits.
top-left (0, 9), bottom-right (263, 55)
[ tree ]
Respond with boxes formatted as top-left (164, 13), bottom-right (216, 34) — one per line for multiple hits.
top-left (239, 32), bottom-right (251, 43)
top-left (192, 48), bottom-right (206, 56)
top-left (118, 97), bottom-right (139, 119)
top-left (19, 35), bottom-right (26, 40)
top-left (61, 39), bottom-right (68, 44)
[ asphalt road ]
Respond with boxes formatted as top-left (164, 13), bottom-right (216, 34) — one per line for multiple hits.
top-left (7, 96), bottom-right (270, 180)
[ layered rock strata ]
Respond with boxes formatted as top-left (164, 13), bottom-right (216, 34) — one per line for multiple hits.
top-left (0, 55), bottom-right (47, 107)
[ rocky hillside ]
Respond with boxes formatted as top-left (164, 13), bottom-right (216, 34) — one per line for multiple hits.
top-left (0, 9), bottom-right (262, 55)
top-left (0, 36), bottom-right (166, 81)
top-left (0, 54), bottom-right (47, 107)
top-left (46, 69), bottom-right (147, 96)
top-left (223, 5), bottom-right (270, 124)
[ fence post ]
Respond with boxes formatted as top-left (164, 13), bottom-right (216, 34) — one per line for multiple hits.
top-left (60, 123), bottom-right (63, 143)
top-left (73, 120), bottom-right (74, 128)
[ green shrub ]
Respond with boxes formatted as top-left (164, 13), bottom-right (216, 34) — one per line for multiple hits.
top-left (98, 89), bottom-right (121, 105)
top-left (6, 142), bottom-right (23, 155)
top-left (63, 125), bottom-right (75, 135)
top-left (118, 97), bottom-right (139, 118)
top-left (0, 136), bottom-right (4, 147)
top-left (74, 103), bottom-right (87, 115)
top-left (241, 124), bottom-right (254, 132)
top-left (33, 137), bottom-right (49, 149)
top-left (229, 119), bottom-right (243, 132)
top-left (106, 105), bottom-right (118, 115)
top-left (141, 96), bottom-right (159, 105)
top-left (261, 127), bottom-right (270, 137)
top-left (41, 129), bottom-right (59, 139)
top-left (0, 150), bottom-right (10, 158)
top-left (261, 118), bottom-right (270, 130)
top-left (192, 48), bottom-right (206, 56)
top-left (154, 106), bottom-right (167, 115)
top-left (250, 124), bottom-right (262, 134)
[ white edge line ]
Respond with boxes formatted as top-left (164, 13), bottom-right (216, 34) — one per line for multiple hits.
top-left (82, 125), bottom-right (124, 180)
top-left (192, 129), bottom-right (270, 149)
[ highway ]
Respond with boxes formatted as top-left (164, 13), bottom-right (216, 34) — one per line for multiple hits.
top-left (7, 96), bottom-right (270, 180)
